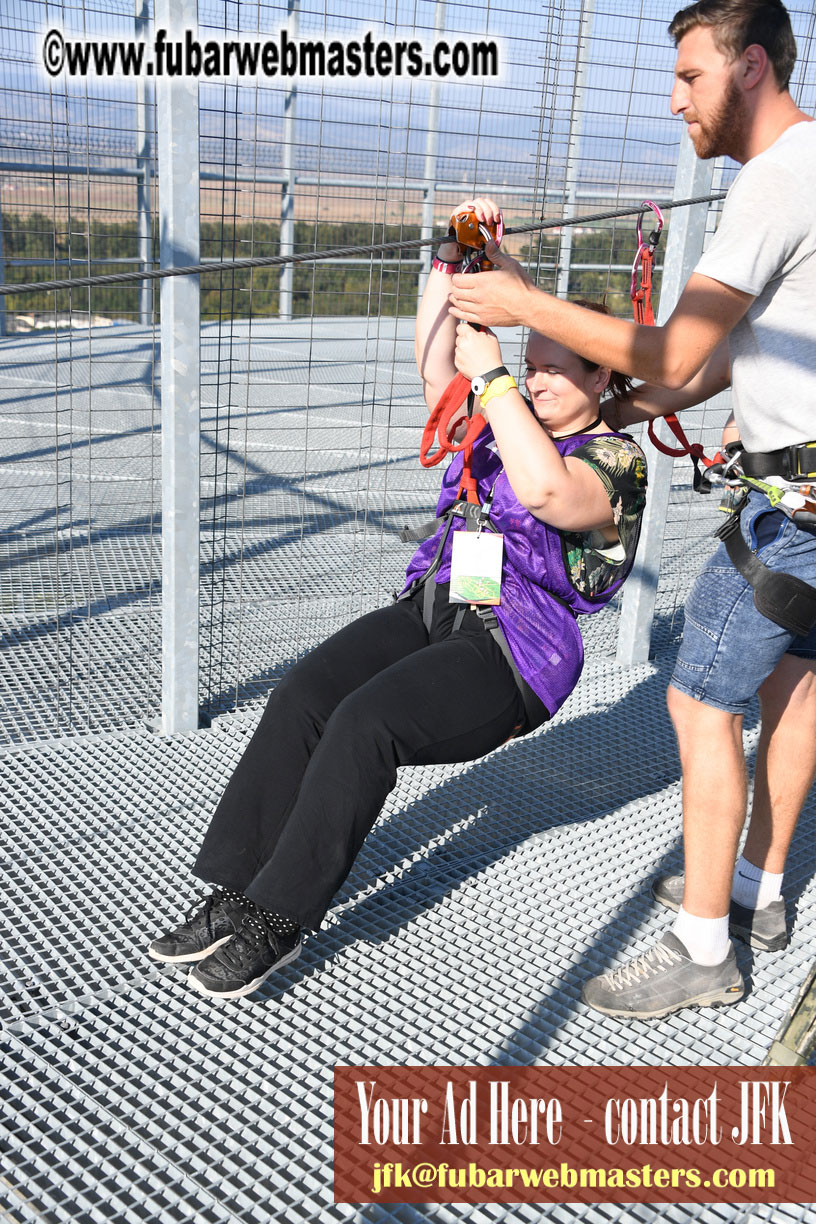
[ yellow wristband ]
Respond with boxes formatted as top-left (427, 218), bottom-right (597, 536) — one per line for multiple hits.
top-left (479, 374), bottom-right (517, 409)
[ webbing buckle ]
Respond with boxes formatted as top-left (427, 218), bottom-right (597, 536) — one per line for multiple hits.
top-left (786, 442), bottom-right (816, 480)
top-left (475, 606), bottom-right (499, 632)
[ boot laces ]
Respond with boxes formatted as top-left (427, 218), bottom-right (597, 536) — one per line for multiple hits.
top-left (218, 907), bottom-right (288, 969)
top-left (183, 887), bottom-right (243, 932)
top-left (605, 941), bottom-right (683, 992)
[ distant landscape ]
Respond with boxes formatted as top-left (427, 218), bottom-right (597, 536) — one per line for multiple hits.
top-left (1, 209), bottom-right (661, 324)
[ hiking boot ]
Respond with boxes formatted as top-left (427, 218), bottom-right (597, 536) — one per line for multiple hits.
top-left (581, 931), bottom-right (745, 1019)
top-left (148, 887), bottom-right (251, 963)
top-left (652, 874), bottom-right (787, 952)
top-left (188, 908), bottom-right (302, 999)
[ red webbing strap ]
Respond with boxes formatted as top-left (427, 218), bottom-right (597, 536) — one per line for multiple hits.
top-left (649, 412), bottom-right (707, 460)
top-left (419, 373), bottom-right (486, 504)
top-left (633, 238), bottom-right (687, 455)
top-left (629, 200), bottom-right (693, 460)
top-left (631, 202), bottom-right (727, 477)
top-left (419, 373), bottom-right (481, 465)
top-left (646, 402), bottom-right (727, 472)
top-left (632, 246), bottom-right (655, 327)
top-left (634, 251), bottom-right (721, 469)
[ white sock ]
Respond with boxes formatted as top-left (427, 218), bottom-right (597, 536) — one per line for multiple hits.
top-left (731, 854), bottom-right (783, 910)
top-left (672, 906), bottom-right (730, 966)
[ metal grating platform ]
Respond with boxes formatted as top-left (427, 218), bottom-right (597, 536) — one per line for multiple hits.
top-left (3, 324), bottom-right (815, 1223)
top-left (2, 650), bottom-right (816, 1222)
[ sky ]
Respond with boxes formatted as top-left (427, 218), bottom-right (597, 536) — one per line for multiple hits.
top-left (1, 1), bottom-right (814, 210)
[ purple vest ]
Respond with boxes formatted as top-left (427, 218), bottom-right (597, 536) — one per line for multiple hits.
top-left (402, 426), bottom-right (634, 716)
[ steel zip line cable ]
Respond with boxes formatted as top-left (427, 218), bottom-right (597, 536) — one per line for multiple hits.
top-left (0, 192), bottom-right (726, 297)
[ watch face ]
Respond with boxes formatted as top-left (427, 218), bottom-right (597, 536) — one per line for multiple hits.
top-left (471, 376), bottom-right (486, 396)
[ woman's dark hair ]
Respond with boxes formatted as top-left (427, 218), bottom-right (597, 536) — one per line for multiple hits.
top-left (668, 0), bottom-right (796, 91)
top-left (571, 298), bottom-right (634, 403)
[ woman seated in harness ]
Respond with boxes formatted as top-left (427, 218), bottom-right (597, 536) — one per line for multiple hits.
top-left (148, 196), bottom-right (648, 999)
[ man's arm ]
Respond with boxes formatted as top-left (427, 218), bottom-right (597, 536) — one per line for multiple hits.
top-left (608, 338), bottom-right (731, 429)
top-left (449, 247), bottom-right (754, 390)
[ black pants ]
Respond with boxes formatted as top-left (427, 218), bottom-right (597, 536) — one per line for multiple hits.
top-left (193, 583), bottom-right (545, 928)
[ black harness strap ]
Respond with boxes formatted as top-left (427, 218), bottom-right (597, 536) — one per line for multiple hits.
top-left (399, 517), bottom-right (442, 543)
top-left (422, 570), bottom-right (436, 633)
top-left (717, 509), bottom-right (816, 637)
top-left (474, 607), bottom-right (545, 730)
top-left (741, 442), bottom-right (816, 481)
top-left (399, 497), bottom-right (486, 545)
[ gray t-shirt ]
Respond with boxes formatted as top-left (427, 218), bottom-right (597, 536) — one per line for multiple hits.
top-left (695, 119), bottom-right (816, 453)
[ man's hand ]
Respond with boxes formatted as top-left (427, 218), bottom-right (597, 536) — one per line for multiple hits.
top-left (449, 244), bottom-right (536, 327)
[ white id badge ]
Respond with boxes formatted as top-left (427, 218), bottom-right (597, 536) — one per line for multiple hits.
top-left (449, 531), bottom-right (504, 605)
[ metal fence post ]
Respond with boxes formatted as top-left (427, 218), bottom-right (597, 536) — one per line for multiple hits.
top-left (615, 128), bottom-right (715, 666)
top-left (417, 0), bottom-right (446, 303)
top-left (279, 0), bottom-right (299, 321)
top-left (156, 0), bottom-right (201, 734)
top-left (136, 0), bottom-right (153, 327)
top-left (0, 200), bottom-right (5, 337)
top-left (555, 0), bottom-right (594, 300)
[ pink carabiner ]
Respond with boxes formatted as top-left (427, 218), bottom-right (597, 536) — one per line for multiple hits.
top-left (630, 200), bottom-right (664, 299)
top-left (636, 199), bottom-right (664, 250)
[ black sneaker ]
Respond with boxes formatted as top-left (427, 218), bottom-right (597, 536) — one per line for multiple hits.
top-left (187, 909), bottom-right (302, 999)
top-left (148, 888), bottom-right (251, 963)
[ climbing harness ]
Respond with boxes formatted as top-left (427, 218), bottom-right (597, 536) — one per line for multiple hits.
top-left (398, 472), bottom-right (541, 733)
top-left (419, 208), bottom-right (504, 504)
top-left (711, 454), bottom-right (816, 636)
top-left (401, 412), bottom-right (631, 731)
top-left (715, 506), bottom-right (816, 635)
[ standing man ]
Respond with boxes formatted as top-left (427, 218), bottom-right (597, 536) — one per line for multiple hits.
top-left (450, 0), bottom-right (816, 1018)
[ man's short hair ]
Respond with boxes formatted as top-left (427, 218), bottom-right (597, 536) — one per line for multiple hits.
top-left (668, 0), bottom-right (797, 90)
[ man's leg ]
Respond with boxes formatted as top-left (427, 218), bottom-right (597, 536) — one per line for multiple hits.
top-left (582, 498), bottom-right (793, 1017)
top-left (656, 654), bottom-right (816, 942)
top-left (742, 654), bottom-right (816, 873)
top-left (666, 684), bottom-right (747, 920)
top-left (583, 500), bottom-right (816, 1017)
top-left (581, 679), bottom-right (748, 1015)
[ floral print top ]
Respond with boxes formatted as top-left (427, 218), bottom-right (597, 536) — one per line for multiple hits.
top-left (561, 435), bottom-right (648, 599)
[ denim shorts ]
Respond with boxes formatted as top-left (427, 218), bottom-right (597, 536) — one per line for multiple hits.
top-left (670, 491), bottom-right (816, 714)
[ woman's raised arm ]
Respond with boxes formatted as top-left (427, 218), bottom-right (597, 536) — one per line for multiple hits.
top-left (414, 196), bottom-right (502, 413)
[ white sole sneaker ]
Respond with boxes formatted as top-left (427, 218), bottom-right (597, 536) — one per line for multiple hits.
top-left (147, 932), bottom-right (236, 964)
top-left (187, 941), bottom-right (302, 999)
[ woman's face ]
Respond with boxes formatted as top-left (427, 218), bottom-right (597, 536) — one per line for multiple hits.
top-left (524, 332), bottom-right (609, 434)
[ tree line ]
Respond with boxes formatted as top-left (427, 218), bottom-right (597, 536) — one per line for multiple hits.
top-left (2, 212), bottom-right (660, 325)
